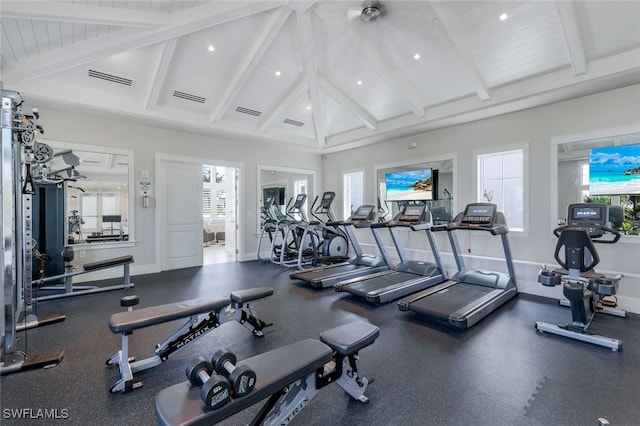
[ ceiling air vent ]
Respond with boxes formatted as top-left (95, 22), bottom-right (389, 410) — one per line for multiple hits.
top-left (87, 69), bottom-right (133, 86)
top-left (235, 106), bottom-right (262, 117)
top-left (283, 118), bottom-right (304, 127)
top-left (173, 91), bottom-right (207, 104)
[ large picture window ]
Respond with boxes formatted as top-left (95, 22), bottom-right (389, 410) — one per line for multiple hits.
top-left (477, 147), bottom-right (526, 232)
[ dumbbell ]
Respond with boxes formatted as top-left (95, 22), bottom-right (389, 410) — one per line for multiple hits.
top-left (186, 356), bottom-right (232, 409)
top-left (212, 349), bottom-right (257, 397)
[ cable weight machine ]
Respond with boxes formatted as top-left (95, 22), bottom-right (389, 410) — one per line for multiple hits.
top-left (1, 90), bottom-right (64, 375)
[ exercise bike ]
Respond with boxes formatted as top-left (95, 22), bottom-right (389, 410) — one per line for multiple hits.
top-left (535, 203), bottom-right (626, 351)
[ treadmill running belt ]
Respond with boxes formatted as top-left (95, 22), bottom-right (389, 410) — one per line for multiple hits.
top-left (296, 264), bottom-right (366, 282)
top-left (342, 272), bottom-right (417, 297)
top-left (408, 283), bottom-right (493, 321)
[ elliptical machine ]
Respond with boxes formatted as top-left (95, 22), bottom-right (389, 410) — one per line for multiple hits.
top-left (297, 191), bottom-right (349, 268)
top-left (536, 203), bottom-right (626, 351)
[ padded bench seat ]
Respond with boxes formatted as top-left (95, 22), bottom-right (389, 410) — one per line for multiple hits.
top-left (109, 296), bottom-right (230, 334)
top-left (155, 339), bottom-right (333, 426)
top-left (229, 287), bottom-right (273, 304)
top-left (83, 255), bottom-right (133, 272)
top-left (320, 321), bottom-right (380, 354)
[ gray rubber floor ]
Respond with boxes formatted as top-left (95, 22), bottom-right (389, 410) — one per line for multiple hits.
top-left (2, 260), bottom-right (639, 425)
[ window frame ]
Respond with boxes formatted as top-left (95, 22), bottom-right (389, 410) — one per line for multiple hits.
top-left (474, 142), bottom-right (529, 234)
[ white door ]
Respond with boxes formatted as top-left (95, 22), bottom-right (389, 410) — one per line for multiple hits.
top-left (160, 160), bottom-right (203, 270)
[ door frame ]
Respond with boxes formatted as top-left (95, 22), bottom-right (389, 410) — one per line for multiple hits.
top-left (156, 153), bottom-right (244, 269)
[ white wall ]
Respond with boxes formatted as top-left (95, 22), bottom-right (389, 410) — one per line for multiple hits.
top-left (322, 84), bottom-right (640, 313)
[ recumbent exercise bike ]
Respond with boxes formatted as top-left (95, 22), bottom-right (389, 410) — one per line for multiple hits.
top-left (536, 203), bottom-right (626, 351)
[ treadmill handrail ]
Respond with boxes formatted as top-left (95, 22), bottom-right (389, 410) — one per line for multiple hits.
top-left (375, 220), bottom-right (422, 228)
top-left (410, 223), bottom-right (433, 232)
top-left (448, 222), bottom-right (508, 235)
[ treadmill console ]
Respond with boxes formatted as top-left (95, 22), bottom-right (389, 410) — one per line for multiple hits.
top-left (397, 204), bottom-right (427, 223)
top-left (352, 205), bottom-right (375, 221)
top-left (460, 203), bottom-right (496, 226)
top-left (566, 203), bottom-right (606, 238)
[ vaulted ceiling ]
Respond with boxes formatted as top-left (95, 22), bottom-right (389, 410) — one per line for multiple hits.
top-left (2, 1), bottom-right (639, 153)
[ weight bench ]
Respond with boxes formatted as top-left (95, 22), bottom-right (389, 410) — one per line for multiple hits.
top-left (107, 287), bottom-right (274, 394)
top-left (155, 320), bottom-right (379, 426)
top-left (34, 254), bottom-right (134, 302)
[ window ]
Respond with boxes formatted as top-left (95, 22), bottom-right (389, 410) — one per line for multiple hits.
top-left (477, 148), bottom-right (525, 231)
top-left (343, 170), bottom-right (364, 219)
top-left (203, 189), bottom-right (212, 215)
top-left (216, 189), bottom-right (226, 217)
top-left (203, 165), bottom-right (226, 219)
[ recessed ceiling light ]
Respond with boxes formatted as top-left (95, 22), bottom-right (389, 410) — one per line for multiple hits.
top-left (275, 70), bottom-right (281, 77)
top-left (356, 80), bottom-right (363, 85)
top-left (413, 53), bottom-right (421, 60)
top-left (208, 45), bottom-right (215, 52)
top-left (499, 13), bottom-right (508, 21)
top-left (306, 105), bottom-right (312, 111)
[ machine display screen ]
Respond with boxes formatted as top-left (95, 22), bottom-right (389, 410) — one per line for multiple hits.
top-left (321, 191), bottom-right (335, 208)
top-left (353, 205), bottom-right (374, 220)
top-left (405, 205), bottom-right (425, 216)
top-left (397, 204), bottom-right (426, 222)
top-left (294, 194), bottom-right (306, 206)
top-left (568, 204), bottom-right (604, 224)
top-left (461, 204), bottom-right (496, 224)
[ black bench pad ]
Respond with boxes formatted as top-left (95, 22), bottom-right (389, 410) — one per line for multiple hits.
top-left (83, 255), bottom-right (134, 271)
top-left (109, 295), bottom-right (230, 334)
top-left (230, 287), bottom-right (273, 303)
top-left (155, 339), bottom-right (332, 426)
top-left (319, 321), bottom-right (380, 354)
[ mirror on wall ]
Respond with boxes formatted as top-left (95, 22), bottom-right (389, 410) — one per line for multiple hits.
top-left (38, 140), bottom-right (134, 246)
top-left (257, 165), bottom-right (315, 230)
top-left (554, 130), bottom-right (640, 236)
top-left (376, 158), bottom-right (454, 224)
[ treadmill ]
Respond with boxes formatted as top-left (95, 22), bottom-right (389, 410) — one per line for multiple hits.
top-left (398, 203), bottom-right (518, 329)
top-left (335, 204), bottom-right (448, 304)
top-left (289, 205), bottom-right (389, 288)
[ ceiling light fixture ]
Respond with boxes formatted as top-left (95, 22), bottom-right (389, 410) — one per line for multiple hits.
top-left (357, 80), bottom-right (363, 85)
top-left (499, 13), bottom-right (508, 21)
top-left (208, 45), bottom-right (215, 52)
top-left (306, 106), bottom-right (312, 111)
top-left (275, 70), bottom-right (281, 77)
top-left (413, 53), bottom-right (421, 60)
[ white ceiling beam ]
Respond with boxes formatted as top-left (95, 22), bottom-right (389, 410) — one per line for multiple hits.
top-left (2, 1), bottom-right (287, 84)
top-left (297, 10), bottom-right (326, 147)
top-left (318, 76), bottom-right (377, 130)
top-left (554, 1), bottom-right (587, 76)
top-left (260, 75), bottom-right (308, 132)
top-left (210, 7), bottom-right (292, 123)
top-left (145, 38), bottom-right (178, 111)
top-left (0, 1), bottom-right (168, 28)
top-left (417, 2), bottom-right (490, 101)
